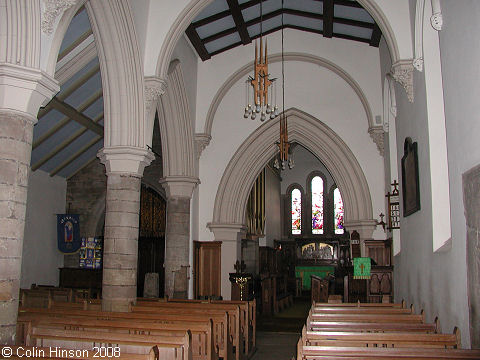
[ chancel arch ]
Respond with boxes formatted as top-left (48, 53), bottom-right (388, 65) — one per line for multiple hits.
top-left (208, 108), bottom-right (375, 296)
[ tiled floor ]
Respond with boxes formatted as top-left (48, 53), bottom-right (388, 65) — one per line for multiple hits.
top-left (250, 331), bottom-right (300, 360)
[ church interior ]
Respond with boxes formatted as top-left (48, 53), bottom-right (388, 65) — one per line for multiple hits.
top-left (1, 0), bottom-right (480, 358)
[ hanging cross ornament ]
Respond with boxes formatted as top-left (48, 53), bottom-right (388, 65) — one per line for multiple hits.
top-left (244, 0), bottom-right (277, 121)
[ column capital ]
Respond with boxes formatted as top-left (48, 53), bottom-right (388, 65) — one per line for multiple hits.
top-left (343, 219), bottom-right (377, 239)
top-left (98, 146), bottom-right (155, 177)
top-left (0, 63), bottom-right (60, 121)
top-left (159, 175), bottom-right (199, 199)
top-left (194, 133), bottom-right (212, 159)
top-left (145, 76), bottom-right (167, 115)
top-left (207, 222), bottom-right (247, 241)
top-left (391, 60), bottom-right (414, 103)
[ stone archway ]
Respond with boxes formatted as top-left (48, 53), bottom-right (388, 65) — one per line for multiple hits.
top-left (208, 108), bottom-right (376, 297)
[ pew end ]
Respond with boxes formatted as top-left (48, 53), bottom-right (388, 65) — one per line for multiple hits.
top-left (454, 326), bottom-right (461, 348)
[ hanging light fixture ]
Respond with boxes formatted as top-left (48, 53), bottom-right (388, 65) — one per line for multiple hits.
top-left (244, 0), bottom-right (293, 170)
top-left (244, 0), bottom-right (278, 121)
top-left (273, 0), bottom-right (294, 170)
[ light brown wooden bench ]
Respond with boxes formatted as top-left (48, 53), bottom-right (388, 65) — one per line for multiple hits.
top-left (297, 341), bottom-right (480, 359)
top-left (308, 309), bottom-right (425, 323)
top-left (313, 300), bottom-right (406, 308)
top-left (167, 298), bottom-right (257, 358)
top-left (306, 318), bottom-right (438, 333)
top-left (311, 306), bottom-right (413, 315)
top-left (301, 325), bottom-right (461, 349)
top-left (136, 300), bottom-right (244, 360)
top-left (18, 316), bottom-right (217, 360)
top-left (27, 326), bottom-right (192, 360)
top-left (131, 304), bottom-right (240, 360)
top-left (1, 346), bottom-right (156, 360)
top-left (19, 307), bottom-right (230, 360)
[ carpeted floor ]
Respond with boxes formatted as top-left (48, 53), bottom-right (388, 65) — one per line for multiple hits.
top-left (256, 295), bottom-right (311, 333)
top-left (251, 296), bottom-right (311, 359)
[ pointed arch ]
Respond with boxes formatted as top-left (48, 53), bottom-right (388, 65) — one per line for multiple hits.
top-left (85, 0), bottom-right (146, 148)
top-left (210, 108), bottom-right (374, 230)
top-left (157, 60), bottom-right (196, 179)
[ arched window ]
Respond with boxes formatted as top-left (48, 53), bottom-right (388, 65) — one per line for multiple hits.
top-left (334, 188), bottom-right (344, 234)
top-left (291, 188), bottom-right (302, 234)
top-left (311, 176), bottom-right (324, 234)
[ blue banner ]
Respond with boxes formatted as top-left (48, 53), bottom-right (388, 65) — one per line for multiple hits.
top-left (57, 214), bottom-right (81, 253)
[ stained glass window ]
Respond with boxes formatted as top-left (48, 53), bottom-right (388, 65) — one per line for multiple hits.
top-left (334, 188), bottom-right (344, 234)
top-left (311, 176), bottom-right (324, 234)
top-left (291, 188), bottom-right (302, 234)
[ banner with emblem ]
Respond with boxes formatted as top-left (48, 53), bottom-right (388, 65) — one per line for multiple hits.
top-left (57, 214), bottom-right (81, 253)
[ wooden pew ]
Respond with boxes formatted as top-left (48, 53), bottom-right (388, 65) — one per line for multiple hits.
top-left (307, 318), bottom-right (438, 333)
top-left (27, 326), bottom-right (192, 360)
top-left (19, 316), bottom-right (217, 360)
top-left (297, 340), bottom-right (480, 360)
top-left (301, 325), bottom-right (461, 349)
top-left (18, 308), bottom-right (231, 360)
top-left (311, 306), bottom-right (413, 314)
top-left (131, 302), bottom-right (240, 360)
top-left (1, 346), bottom-right (155, 360)
top-left (167, 298), bottom-right (257, 358)
top-left (308, 309), bottom-right (425, 323)
top-left (134, 301), bottom-right (244, 360)
top-left (313, 300), bottom-right (406, 308)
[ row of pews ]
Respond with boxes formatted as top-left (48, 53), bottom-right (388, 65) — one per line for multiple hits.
top-left (297, 301), bottom-right (480, 359)
top-left (12, 296), bottom-right (256, 360)
top-left (20, 285), bottom-right (96, 308)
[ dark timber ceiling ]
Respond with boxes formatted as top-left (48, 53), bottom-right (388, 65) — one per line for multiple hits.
top-left (186, 0), bottom-right (382, 61)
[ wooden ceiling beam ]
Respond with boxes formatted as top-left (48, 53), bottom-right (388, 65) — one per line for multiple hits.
top-left (186, 24), bottom-right (211, 61)
top-left (227, 0), bottom-right (251, 44)
top-left (34, 90), bottom-right (103, 149)
top-left (49, 97), bottom-right (104, 136)
top-left (323, 0), bottom-right (334, 38)
top-left (191, 9), bottom-right (231, 28)
top-left (334, 0), bottom-right (363, 9)
top-left (31, 112), bottom-right (104, 171)
top-left (50, 136), bottom-right (102, 177)
top-left (334, 16), bottom-right (375, 29)
top-left (369, 23), bottom-right (382, 47)
top-left (58, 29), bottom-right (93, 62)
top-left (38, 63), bottom-right (100, 119)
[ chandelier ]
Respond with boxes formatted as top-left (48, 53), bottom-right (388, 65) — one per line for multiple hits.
top-left (243, 0), bottom-right (293, 170)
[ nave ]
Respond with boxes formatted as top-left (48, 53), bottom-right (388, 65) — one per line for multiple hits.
top-left (8, 287), bottom-right (480, 360)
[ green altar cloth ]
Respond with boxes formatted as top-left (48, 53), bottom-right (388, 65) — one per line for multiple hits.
top-left (295, 266), bottom-right (335, 290)
top-left (353, 257), bottom-right (371, 279)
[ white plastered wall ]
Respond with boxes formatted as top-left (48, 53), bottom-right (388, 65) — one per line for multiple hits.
top-left (385, 0), bottom-right (471, 347)
top-left (196, 30), bottom-right (386, 243)
top-left (21, 170), bottom-right (66, 288)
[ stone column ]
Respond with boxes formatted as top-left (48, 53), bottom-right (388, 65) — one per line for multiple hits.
top-left (208, 224), bottom-right (246, 300)
top-left (160, 176), bottom-right (198, 299)
top-left (0, 112), bottom-right (34, 343)
top-left (98, 147), bottom-right (154, 312)
top-left (0, 62), bottom-right (59, 344)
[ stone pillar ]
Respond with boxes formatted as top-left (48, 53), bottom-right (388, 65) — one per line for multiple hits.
top-left (0, 112), bottom-right (34, 343)
top-left (98, 147), bottom-right (154, 311)
top-left (0, 62), bottom-right (59, 344)
top-left (160, 176), bottom-right (198, 299)
top-left (208, 224), bottom-right (246, 300)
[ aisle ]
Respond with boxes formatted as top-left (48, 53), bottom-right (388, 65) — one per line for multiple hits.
top-left (250, 331), bottom-right (298, 360)
top-left (251, 296), bottom-right (311, 360)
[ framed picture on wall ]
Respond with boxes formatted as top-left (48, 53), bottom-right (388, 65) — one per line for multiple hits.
top-left (401, 138), bottom-right (421, 216)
